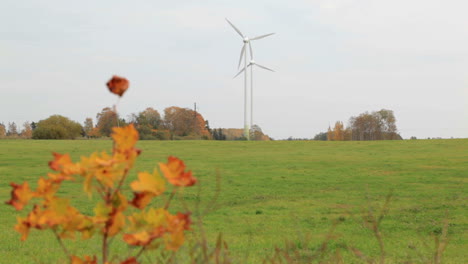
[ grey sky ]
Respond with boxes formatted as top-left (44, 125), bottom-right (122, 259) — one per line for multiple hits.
top-left (1, 0), bottom-right (467, 139)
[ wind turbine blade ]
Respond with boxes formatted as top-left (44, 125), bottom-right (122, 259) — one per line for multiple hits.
top-left (249, 42), bottom-right (254, 60)
top-left (225, 18), bottom-right (244, 38)
top-left (233, 67), bottom-right (246, 78)
top-left (237, 44), bottom-right (245, 69)
top-left (251, 33), bottom-right (275, 40)
top-left (255, 63), bottom-right (275, 72)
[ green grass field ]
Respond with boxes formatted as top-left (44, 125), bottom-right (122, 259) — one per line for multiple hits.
top-left (0, 139), bottom-right (467, 263)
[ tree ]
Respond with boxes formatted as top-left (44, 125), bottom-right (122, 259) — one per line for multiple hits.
top-left (212, 128), bottom-right (227, 140)
top-left (32, 115), bottom-right (83, 139)
top-left (96, 107), bottom-right (126, 137)
top-left (7, 122), bottom-right (18, 136)
top-left (162, 106), bottom-right (210, 139)
top-left (83, 118), bottom-right (94, 138)
top-left (327, 126), bottom-right (333, 141)
top-left (0, 123), bottom-right (6, 138)
top-left (21, 122), bottom-right (33, 139)
top-left (313, 132), bottom-right (327, 141)
top-left (374, 109), bottom-right (398, 140)
top-left (333, 121), bottom-right (345, 141)
top-left (205, 120), bottom-right (212, 135)
top-left (250, 124), bottom-right (269, 141)
top-left (344, 127), bottom-right (353, 141)
top-left (349, 109), bottom-right (401, 140)
top-left (129, 107), bottom-right (162, 140)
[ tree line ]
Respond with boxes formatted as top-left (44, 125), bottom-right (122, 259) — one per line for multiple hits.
top-left (0, 122), bottom-right (33, 139)
top-left (314, 109), bottom-right (402, 141)
top-left (1, 106), bottom-right (270, 140)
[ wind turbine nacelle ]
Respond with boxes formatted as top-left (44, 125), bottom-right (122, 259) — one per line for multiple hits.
top-left (243, 37), bottom-right (250, 43)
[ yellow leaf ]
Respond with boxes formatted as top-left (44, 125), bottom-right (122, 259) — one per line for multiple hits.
top-left (107, 210), bottom-right (125, 236)
top-left (14, 217), bottom-right (30, 241)
top-left (112, 124), bottom-right (139, 151)
top-left (93, 202), bottom-right (111, 224)
top-left (35, 177), bottom-right (59, 199)
top-left (123, 231), bottom-right (151, 246)
top-left (131, 170), bottom-right (166, 195)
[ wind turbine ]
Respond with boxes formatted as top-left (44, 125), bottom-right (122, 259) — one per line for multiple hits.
top-left (234, 60), bottom-right (275, 132)
top-left (226, 18), bottom-right (274, 140)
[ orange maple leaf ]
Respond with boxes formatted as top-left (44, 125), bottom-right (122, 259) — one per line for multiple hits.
top-left (14, 205), bottom-right (45, 240)
top-left (106, 75), bottom-right (129, 97)
top-left (159, 156), bottom-right (197, 187)
top-left (131, 171), bottom-right (166, 195)
top-left (123, 231), bottom-right (151, 246)
top-left (6, 182), bottom-right (35, 210)
top-left (71, 255), bottom-right (98, 264)
top-left (163, 212), bottom-right (192, 251)
top-left (130, 170), bottom-right (165, 209)
top-left (48, 152), bottom-right (81, 175)
top-left (35, 177), bottom-right (60, 199)
top-left (120, 257), bottom-right (139, 264)
top-left (112, 124), bottom-right (139, 151)
top-left (129, 192), bottom-right (153, 210)
top-left (106, 209), bottom-right (126, 237)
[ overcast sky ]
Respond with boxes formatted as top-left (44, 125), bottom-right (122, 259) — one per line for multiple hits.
top-left (1, 0), bottom-right (467, 139)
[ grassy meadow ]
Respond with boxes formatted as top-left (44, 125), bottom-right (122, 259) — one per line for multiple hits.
top-left (0, 139), bottom-right (467, 263)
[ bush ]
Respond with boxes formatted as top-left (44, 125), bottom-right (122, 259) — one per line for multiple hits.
top-left (32, 115), bottom-right (83, 139)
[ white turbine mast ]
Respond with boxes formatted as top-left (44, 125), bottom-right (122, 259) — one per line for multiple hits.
top-left (226, 18), bottom-right (274, 140)
top-left (234, 60), bottom-right (275, 131)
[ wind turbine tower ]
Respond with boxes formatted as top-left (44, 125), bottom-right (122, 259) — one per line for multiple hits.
top-left (226, 18), bottom-right (274, 140)
top-left (234, 60), bottom-right (274, 131)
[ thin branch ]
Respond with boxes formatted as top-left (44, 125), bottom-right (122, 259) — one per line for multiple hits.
top-left (102, 232), bottom-right (108, 264)
top-left (164, 188), bottom-right (178, 210)
top-left (52, 229), bottom-right (71, 262)
top-left (135, 245), bottom-right (148, 260)
top-left (112, 168), bottom-right (130, 198)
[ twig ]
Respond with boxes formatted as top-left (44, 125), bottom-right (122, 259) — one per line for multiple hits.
top-left (164, 188), bottom-right (177, 210)
top-left (52, 229), bottom-right (71, 262)
top-left (112, 168), bottom-right (130, 198)
top-left (135, 245), bottom-right (147, 260)
top-left (102, 232), bottom-right (108, 264)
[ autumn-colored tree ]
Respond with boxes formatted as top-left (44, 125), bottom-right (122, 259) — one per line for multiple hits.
top-left (7, 122), bottom-right (18, 137)
top-left (162, 106), bottom-right (210, 139)
top-left (21, 122), bottom-right (33, 139)
top-left (88, 127), bottom-right (101, 138)
top-left (83, 118), bottom-right (94, 138)
top-left (344, 127), bottom-right (353, 141)
top-left (349, 109), bottom-right (401, 140)
top-left (0, 123), bottom-right (6, 138)
top-left (96, 107), bottom-right (126, 137)
top-left (32, 115), bottom-right (83, 139)
top-left (327, 126), bottom-right (333, 141)
top-left (129, 107), bottom-right (162, 140)
top-left (375, 109), bottom-right (398, 140)
top-left (333, 121), bottom-right (345, 141)
top-left (250, 125), bottom-right (270, 141)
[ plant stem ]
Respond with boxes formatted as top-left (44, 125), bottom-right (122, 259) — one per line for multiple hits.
top-left (164, 188), bottom-right (177, 210)
top-left (135, 245), bottom-right (147, 260)
top-left (52, 229), bottom-right (71, 262)
top-left (102, 232), bottom-right (108, 264)
top-left (112, 168), bottom-right (129, 199)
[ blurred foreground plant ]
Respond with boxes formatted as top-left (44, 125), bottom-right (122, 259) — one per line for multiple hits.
top-left (6, 76), bottom-right (196, 264)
